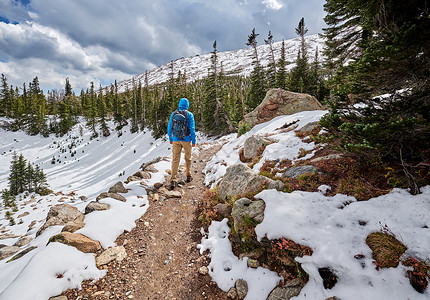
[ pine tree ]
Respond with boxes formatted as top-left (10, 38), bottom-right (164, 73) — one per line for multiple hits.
top-left (98, 84), bottom-right (110, 137)
top-left (87, 82), bottom-right (98, 138)
top-left (8, 152), bottom-right (27, 195)
top-left (265, 31), bottom-right (277, 88)
top-left (58, 78), bottom-right (76, 135)
top-left (275, 40), bottom-right (288, 90)
top-left (288, 18), bottom-right (310, 93)
top-left (246, 28), bottom-right (266, 110)
top-left (0, 74), bottom-right (12, 117)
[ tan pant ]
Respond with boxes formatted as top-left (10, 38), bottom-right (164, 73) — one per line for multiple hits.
top-left (171, 141), bottom-right (192, 182)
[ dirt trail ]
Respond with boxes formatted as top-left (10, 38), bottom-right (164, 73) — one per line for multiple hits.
top-left (62, 144), bottom-right (228, 300)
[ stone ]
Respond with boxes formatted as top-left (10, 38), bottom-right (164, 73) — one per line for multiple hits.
top-left (152, 193), bottom-right (160, 201)
top-left (235, 279), bottom-right (248, 300)
top-left (158, 187), bottom-right (182, 199)
top-left (214, 203), bottom-right (232, 218)
top-left (85, 201), bottom-right (111, 214)
top-left (133, 171), bottom-right (151, 179)
top-left (14, 235), bottom-right (33, 247)
top-left (79, 195), bottom-right (88, 201)
top-left (37, 204), bottom-right (85, 237)
top-left (49, 232), bottom-right (102, 253)
top-left (96, 246), bottom-right (127, 267)
top-left (218, 164), bottom-right (284, 201)
top-left (7, 246), bottom-right (37, 262)
top-left (227, 287), bottom-right (237, 299)
top-left (96, 192), bottom-right (126, 202)
top-left (145, 165), bottom-right (159, 173)
top-left (239, 88), bottom-right (324, 130)
top-left (126, 175), bottom-right (142, 182)
top-left (0, 245), bottom-right (21, 261)
top-left (199, 266), bottom-right (209, 275)
top-left (17, 211), bottom-right (29, 218)
top-left (247, 259), bottom-right (260, 268)
top-left (296, 121), bottom-right (320, 134)
top-left (325, 297), bottom-right (341, 300)
top-left (283, 165), bottom-right (321, 179)
top-left (310, 154), bottom-right (343, 164)
top-left (49, 296), bottom-right (68, 300)
top-left (108, 182), bottom-right (128, 193)
top-left (62, 219), bottom-right (85, 233)
top-left (232, 198), bottom-right (265, 234)
top-left (153, 182), bottom-right (163, 189)
top-left (267, 278), bottom-right (304, 300)
top-left (242, 135), bottom-right (273, 161)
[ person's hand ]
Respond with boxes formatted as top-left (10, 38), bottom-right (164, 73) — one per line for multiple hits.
top-left (192, 144), bottom-right (196, 147)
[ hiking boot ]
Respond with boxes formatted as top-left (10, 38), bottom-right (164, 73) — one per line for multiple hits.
top-left (186, 176), bottom-right (193, 183)
top-left (170, 181), bottom-right (177, 190)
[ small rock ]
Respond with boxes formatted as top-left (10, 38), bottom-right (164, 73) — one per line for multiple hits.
top-left (14, 236), bottom-right (33, 247)
top-left (108, 182), bottom-right (128, 193)
top-left (235, 279), bottom-right (248, 300)
top-left (126, 175), bottom-right (142, 182)
top-left (85, 201), bottom-right (111, 214)
top-left (49, 232), bottom-right (102, 253)
top-left (79, 195), bottom-right (88, 201)
top-left (17, 212), bottom-right (29, 218)
top-left (227, 287), bottom-right (238, 299)
top-left (49, 296), bottom-right (68, 300)
top-left (152, 193), bottom-right (159, 201)
top-left (247, 259), bottom-right (260, 268)
top-left (325, 297), bottom-right (340, 300)
top-left (153, 182), bottom-right (163, 189)
top-left (96, 246), bottom-right (127, 267)
top-left (7, 246), bottom-right (37, 262)
top-left (214, 203), bottom-right (232, 218)
top-left (199, 266), bottom-right (209, 275)
top-left (96, 192), bottom-right (126, 202)
top-left (267, 278), bottom-right (303, 300)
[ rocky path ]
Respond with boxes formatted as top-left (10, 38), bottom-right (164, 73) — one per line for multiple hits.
top-left (62, 144), bottom-right (228, 300)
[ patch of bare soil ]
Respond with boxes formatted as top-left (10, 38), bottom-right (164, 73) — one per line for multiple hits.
top-left (61, 144), bottom-right (228, 300)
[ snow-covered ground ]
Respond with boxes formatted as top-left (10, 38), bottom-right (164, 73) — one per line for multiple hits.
top-left (199, 111), bottom-right (430, 300)
top-left (1, 110), bottom-right (429, 300)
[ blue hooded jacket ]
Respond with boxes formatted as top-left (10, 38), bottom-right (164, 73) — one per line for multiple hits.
top-left (167, 98), bottom-right (196, 144)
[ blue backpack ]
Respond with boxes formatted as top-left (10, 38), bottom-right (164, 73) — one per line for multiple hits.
top-left (171, 110), bottom-right (189, 139)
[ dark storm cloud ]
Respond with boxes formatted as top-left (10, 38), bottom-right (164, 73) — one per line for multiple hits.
top-left (0, 0), bottom-right (326, 91)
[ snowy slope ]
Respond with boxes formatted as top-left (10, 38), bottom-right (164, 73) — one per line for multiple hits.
top-left (116, 34), bottom-right (325, 92)
top-left (199, 111), bottom-right (430, 300)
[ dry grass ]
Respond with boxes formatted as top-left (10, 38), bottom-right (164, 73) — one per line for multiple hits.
top-left (366, 231), bottom-right (407, 269)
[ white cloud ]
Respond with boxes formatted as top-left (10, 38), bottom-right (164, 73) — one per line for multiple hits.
top-left (262, 0), bottom-right (283, 10)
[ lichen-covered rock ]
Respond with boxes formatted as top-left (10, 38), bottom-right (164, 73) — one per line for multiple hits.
top-left (239, 88), bottom-right (324, 130)
top-left (232, 198), bottom-right (265, 234)
top-left (49, 232), bottom-right (102, 253)
top-left (7, 246), bottom-right (37, 262)
top-left (267, 278), bottom-right (304, 300)
top-left (36, 204), bottom-right (85, 237)
top-left (96, 192), bottom-right (126, 202)
top-left (242, 135), bottom-right (273, 162)
top-left (108, 182), bottom-right (128, 193)
top-left (283, 165), bottom-right (321, 179)
top-left (133, 170), bottom-right (151, 179)
top-left (218, 164), bottom-right (284, 200)
top-left (85, 201), bottom-right (111, 214)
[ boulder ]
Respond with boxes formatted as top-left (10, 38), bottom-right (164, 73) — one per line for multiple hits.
top-left (49, 296), bottom-right (68, 300)
top-left (239, 89), bottom-right (324, 130)
top-left (158, 187), bottom-right (182, 199)
top-left (140, 157), bottom-right (164, 170)
top-left (218, 164), bottom-right (284, 200)
top-left (85, 201), bottom-right (111, 214)
top-left (96, 192), bottom-right (126, 202)
top-left (283, 165), bottom-right (321, 179)
top-left (62, 219), bottom-right (85, 233)
top-left (310, 154), bottom-right (343, 164)
top-left (108, 182), bottom-right (128, 193)
top-left (232, 198), bottom-right (265, 234)
top-left (126, 175), bottom-right (141, 182)
top-left (0, 245), bottom-right (20, 261)
top-left (49, 232), bottom-right (102, 253)
top-left (235, 279), bottom-right (248, 300)
top-left (267, 278), bottom-right (304, 300)
top-left (242, 135), bottom-right (273, 162)
top-left (296, 121), bottom-right (320, 134)
top-left (145, 165), bottom-right (159, 173)
top-left (96, 246), bottom-right (127, 267)
top-left (37, 204), bottom-right (85, 237)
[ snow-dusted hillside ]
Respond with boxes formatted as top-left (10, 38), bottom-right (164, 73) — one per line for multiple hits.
top-left (116, 34), bottom-right (325, 92)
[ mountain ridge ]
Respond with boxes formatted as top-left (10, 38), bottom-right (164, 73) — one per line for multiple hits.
top-left (115, 34), bottom-right (325, 92)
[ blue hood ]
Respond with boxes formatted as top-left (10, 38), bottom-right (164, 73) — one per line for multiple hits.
top-left (178, 98), bottom-right (189, 110)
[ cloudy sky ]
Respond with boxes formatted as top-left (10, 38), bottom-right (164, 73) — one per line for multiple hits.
top-left (0, 0), bottom-right (326, 92)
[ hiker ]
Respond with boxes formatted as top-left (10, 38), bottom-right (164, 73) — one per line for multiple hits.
top-left (167, 97), bottom-right (196, 189)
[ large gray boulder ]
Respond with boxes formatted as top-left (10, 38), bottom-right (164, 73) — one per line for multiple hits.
top-left (108, 182), bottom-right (128, 193)
top-left (96, 192), bottom-right (126, 202)
top-left (85, 201), bottom-right (111, 214)
top-left (232, 198), bottom-right (265, 233)
top-left (218, 164), bottom-right (284, 200)
top-left (242, 135), bottom-right (273, 161)
top-left (239, 88), bottom-right (324, 130)
top-left (283, 165), bottom-right (321, 179)
top-left (36, 204), bottom-right (85, 237)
